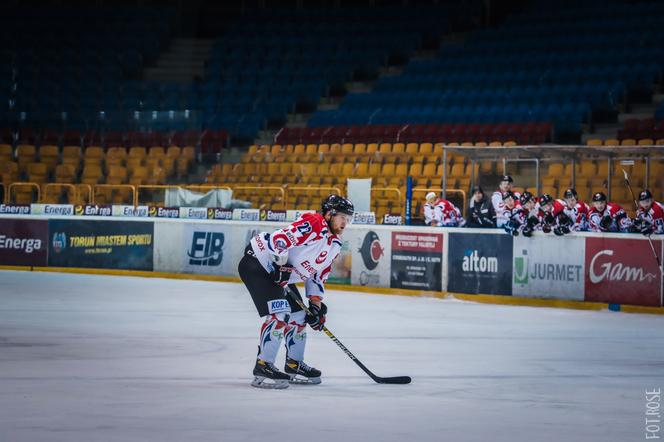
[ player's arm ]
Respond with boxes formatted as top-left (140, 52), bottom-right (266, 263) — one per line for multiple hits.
top-left (267, 215), bottom-right (322, 264)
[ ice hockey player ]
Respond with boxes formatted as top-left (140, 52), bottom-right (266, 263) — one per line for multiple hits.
top-left (498, 191), bottom-right (519, 230)
top-left (561, 188), bottom-right (590, 232)
top-left (466, 187), bottom-right (496, 228)
top-left (587, 192), bottom-right (632, 233)
top-left (432, 196), bottom-right (465, 227)
top-left (491, 175), bottom-right (520, 220)
top-left (516, 191), bottom-right (540, 237)
top-left (423, 192), bottom-right (438, 226)
top-left (238, 194), bottom-right (354, 389)
top-left (633, 189), bottom-right (664, 235)
top-left (538, 193), bottom-right (574, 236)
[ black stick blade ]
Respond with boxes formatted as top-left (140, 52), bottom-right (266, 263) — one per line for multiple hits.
top-left (375, 376), bottom-right (412, 384)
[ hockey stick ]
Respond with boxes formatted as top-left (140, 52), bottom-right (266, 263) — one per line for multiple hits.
top-left (622, 169), bottom-right (663, 276)
top-left (284, 286), bottom-right (411, 385)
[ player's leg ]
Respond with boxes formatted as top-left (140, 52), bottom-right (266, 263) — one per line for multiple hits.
top-left (238, 247), bottom-right (292, 389)
top-left (283, 286), bottom-right (322, 384)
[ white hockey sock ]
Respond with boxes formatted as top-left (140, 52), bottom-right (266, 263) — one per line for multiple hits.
top-left (284, 310), bottom-right (307, 361)
top-left (258, 313), bottom-right (288, 364)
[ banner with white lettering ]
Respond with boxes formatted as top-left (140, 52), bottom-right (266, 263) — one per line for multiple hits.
top-left (513, 235), bottom-right (584, 300)
top-left (448, 232), bottom-right (512, 295)
top-left (585, 237), bottom-right (662, 307)
top-left (390, 231), bottom-right (443, 291)
top-left (0, 218), bottom-right (48, 266)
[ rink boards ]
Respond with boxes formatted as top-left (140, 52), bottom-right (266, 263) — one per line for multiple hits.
top-left (0, 215), bottom-right (662, 307)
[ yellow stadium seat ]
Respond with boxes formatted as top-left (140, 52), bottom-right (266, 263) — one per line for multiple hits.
top-left (620, 139), bottom-right (636, 146)
top-left (586, 139), bottom-right (602, 146)
top-left (604, 139), bottom-right (620, 146)
top-left (638, 139), bottom-right (654, 146)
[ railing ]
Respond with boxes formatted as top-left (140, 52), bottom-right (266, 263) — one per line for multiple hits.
top-left (232, 186), bottom-right (286, 210)
top-left (371, 187), bottom-right (403, 216)
top-left (77, 184), bottom-right (92, 204)
top-left (42, 183), bottom-right (78, 204)
top-left (7, 182), bottom-right (40, 204)
top-left (92, 184), bottom-right (137, 206)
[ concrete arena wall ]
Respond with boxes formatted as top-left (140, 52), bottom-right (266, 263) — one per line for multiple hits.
top-left (0, 215), bottom-right (662, 308)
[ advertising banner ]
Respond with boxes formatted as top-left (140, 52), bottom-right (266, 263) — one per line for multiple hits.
top-left (327, 236), bottom-right (352, 285)
top-left (31, 204), bottom-right (73, 216)
top-left (207, 208), bottom-right (233, 220)
top-left (0, 218), bottom-right (48, 266)
top-left (148, 206), bottom-right (180, 218)
top-left (233, 208), bottom-right (260, 221)
top-left (260, 209), bottom-right (287, 222)
top-left (0, 204), bottom-right (31, 215)
top-left (390, 231), bottom-right (443, 291)
top-left (181, 223), bottom-right (236, 276)
top-left (111, 205), bottom-right (149, 217)
top-left (447, 232), bottom-right (512, 295)
top-left (179, 207), bottom-right (207, 219)
top-left (585, 237), bottom-right (662, 307)
top-left (350, 228), bottom-right (391, 288)
top-left (512, 235), bottom-right (584, 300)
top-left (153, 222), bottom-right (184, 273)
top-left (48, 219), bottom-right (153, 270)
top-left (74, 205), bottom-right (112, 216)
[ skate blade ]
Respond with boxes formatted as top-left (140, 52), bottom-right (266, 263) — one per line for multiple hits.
top-left (289, 375), bottom-right (321, 385)
top-left (251, 376), bottom-right (289, 389)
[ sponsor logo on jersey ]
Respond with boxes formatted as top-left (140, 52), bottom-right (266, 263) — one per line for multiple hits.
top-left (187, 231), bottom-right (224, 266)
top-left (462, 249), bottom-right (498, 273)
top-left (359, 231), bottom-right (384, 270)
top-left (589, 249), bottom-right (657, 283)
top-left (52, 232), bottom-right (66, 253)
top-left (267, 299), bottom-right (291, 314)
top-left (315, 251), bottom-right (328, 264)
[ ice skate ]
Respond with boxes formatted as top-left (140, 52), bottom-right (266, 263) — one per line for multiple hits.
top-left (251, 359), bottom-right (290, 389)
top-left (285, 357), bottom-right (322, 385)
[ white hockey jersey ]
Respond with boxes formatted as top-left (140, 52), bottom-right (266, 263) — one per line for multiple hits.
top-left (250, 212), bottom-right (342, 300)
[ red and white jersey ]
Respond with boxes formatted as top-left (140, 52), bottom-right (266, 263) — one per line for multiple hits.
top-left (561, 200), bottom-right (590, 231)
top-left (423, 202), bottom-right (436, 226)
top-left (588, 202), bottom-right (631, 232)
top-left (536, 199), bottom-right (566, 225)
top-left (636, 201), bottom-right (664, 234)
top-left (250, 212), bottom-right (342, 299)
top-left (493, 190), bottom-right (521, 227)
top-left (497, 201), bottom-right (521, 228)
top-left (433, 199), bottom-right (464, 227)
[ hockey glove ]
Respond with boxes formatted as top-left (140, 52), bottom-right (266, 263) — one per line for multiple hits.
top-left (633, 218), bottom-right (654, 236)
top-left (542, 223), bottom-right (552, 234)
top-left (544, 213), bottom-right (555, 225)
top-left (553, 225), bottom-right (570, 236)
top-left (558, 213), bottom-right (573, 228)
top-left (305, 301), bottom-right (327, 331)
top-left (271, 264), bottom-right (294, 287)
top-left (599, 215), bottom-right (612, 232)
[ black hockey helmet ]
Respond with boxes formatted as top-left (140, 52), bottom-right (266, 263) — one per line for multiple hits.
top-left (592, 192), bottom-right (607, 202)
top-left (539, 194), bottom-right (553, 206)
top-left (322, 194), bottom-right (354, 216)
top-left (639, 189), bottom-right (653, 201)
top-left (564, 188), bottom-right (578, 199)
top-left (502, 191), bottom-right (516, 201)
top-left (500, 175), bottom-right (514, 183)
top-left (519, 191), bottom-right (534, 205)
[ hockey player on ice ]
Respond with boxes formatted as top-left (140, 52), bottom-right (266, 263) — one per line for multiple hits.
top-left (633, 189), bottom-right (664, 235)
top-left (238, 194), bottom-right (354, 389)
top-left (560, 188), bottom-right (590, 232)
top-left (588, 192), bottom-right (632, 233)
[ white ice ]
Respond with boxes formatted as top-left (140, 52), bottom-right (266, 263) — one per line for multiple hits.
top-left (0, 270), bottom-right (663, 442)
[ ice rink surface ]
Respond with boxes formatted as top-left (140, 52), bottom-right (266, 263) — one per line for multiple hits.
top-left (1, 270), bottom-right (663, 442)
